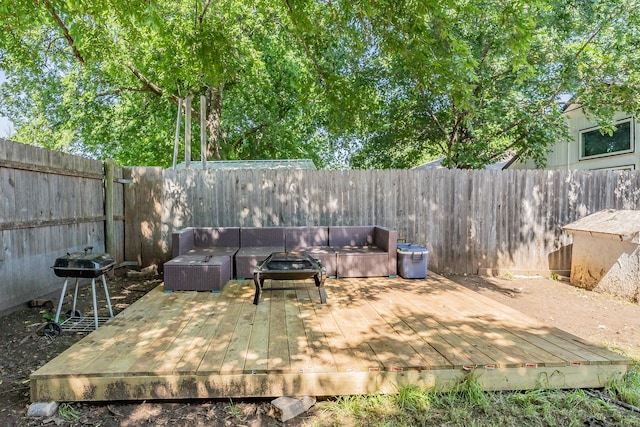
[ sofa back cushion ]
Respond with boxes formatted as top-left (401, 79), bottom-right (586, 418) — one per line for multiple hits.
top-left (329, 226), bottom-right (375, 247)
top-left (285, 227), bottom-right (329, 249)
top-left (241, 227), bottom-right (285, 247)
top-left (194, 227), bottom-right (240, 248)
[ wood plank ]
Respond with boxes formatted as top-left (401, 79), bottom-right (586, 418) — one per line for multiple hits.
top-left (175, 281), bottom-right (251, 374)
top-left (191, 282), bottom-right (255, 374)
top-left (31, 363), bottom-right (631, 402)
top-left (430, 275), bottom-right (621, 365)
top-left (410, 278), bottom-right (569, 367)
top-left (294, 288), bottom-right (338, 372)
top-left (283, 286), bottom-right (313, 373)
top-left (339, 279), bottom-right (433, 371)
top-left (321, 280), bottom-right (383, 371)
top-left (308, 282), bottom-right (364, 372)
top-left (266, 281), bottom-right (291, 372)
top-left (90, 289), bottom-right (200, 374)
top-left (145, 291), bottom-right (223, 374)
top-left (219, 286), bottom-right (259, 374)
top-left (348, 279), bottom-right (452, 370)
top-left (361, 279), bottom-right (497, 369)
top-left (33, 286), bottom-right (168, 376)
top-left (244, 284), bottom-right (272, 373)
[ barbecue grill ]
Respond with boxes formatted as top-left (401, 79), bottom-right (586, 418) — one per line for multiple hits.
top-left (44, 247), bottom-right (115, 337)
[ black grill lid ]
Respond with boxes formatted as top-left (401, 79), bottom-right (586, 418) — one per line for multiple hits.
top-left (53, 246), bottom-right (115, 278)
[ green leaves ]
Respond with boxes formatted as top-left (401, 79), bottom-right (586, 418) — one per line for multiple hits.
top-left (1, 0), bottom-right (639, 169)
top-left (0, 0), bottom-right (331, 166)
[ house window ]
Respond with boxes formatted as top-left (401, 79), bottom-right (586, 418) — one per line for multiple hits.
top-left (580, 118), bottom-right (634, 160)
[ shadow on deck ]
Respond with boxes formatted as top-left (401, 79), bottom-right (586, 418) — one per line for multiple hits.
top-left (30, 274), bottom-right (632, 402)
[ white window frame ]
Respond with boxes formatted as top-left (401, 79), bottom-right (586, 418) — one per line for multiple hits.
top-left (593, 164), bottom-right (635, 171)
top-left (579, 117), bottom-right (634, 160)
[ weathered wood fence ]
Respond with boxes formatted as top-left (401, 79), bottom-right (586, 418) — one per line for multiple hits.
top-left (0, 139), bottom-right (125, 314)
top-left (126, 167), bottom-right (640, 276)
top-left (4, 137), bottom-right (640, 313)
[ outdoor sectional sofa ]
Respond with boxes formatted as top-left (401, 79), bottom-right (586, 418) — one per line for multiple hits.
top-left (168, 225), bottom-right (397, 290)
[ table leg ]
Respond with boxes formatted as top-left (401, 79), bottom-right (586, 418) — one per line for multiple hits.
top-left (314, 271), bottom-right (327, 304)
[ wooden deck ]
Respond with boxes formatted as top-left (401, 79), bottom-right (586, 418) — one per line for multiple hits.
top-left (31, 274), bottom-right (633, 402)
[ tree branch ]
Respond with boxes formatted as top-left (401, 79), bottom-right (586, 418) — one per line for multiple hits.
top-left (199, 0), bottom-right (212, 24)
top-left (127, 65), bottom-right (202, 119)
top-left (42, 0), bottom-right (85, 64)
top-left (95, 87), bottom-right (151, 97)
top-left (227, 123), bottom-right (268, 149)
top-left (497, 5), bottom-right (628, 138)
top-left (226, 105), bottom-right (292, 151)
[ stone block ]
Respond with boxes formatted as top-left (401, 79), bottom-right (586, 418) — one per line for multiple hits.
top-left (27, 401), bottom-right (59, 417)
top-left (270, 396), bottom-right (316, 422)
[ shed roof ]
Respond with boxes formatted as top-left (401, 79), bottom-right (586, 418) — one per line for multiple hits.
top-left (412, 151), bottom-right (517, 170)
top-left (171, 159), bottom-right (316, 171)
top-left (563, 209), bottom-right (640, 241)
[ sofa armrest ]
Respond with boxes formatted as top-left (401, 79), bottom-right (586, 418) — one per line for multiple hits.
top-left (374, 226), bottom-right (397, 252)
top-left (375, 226), bottom-right (398, 276)
top-left (172, 228), bottom-right (195, 258)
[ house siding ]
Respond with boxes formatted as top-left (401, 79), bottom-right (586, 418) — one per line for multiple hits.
top-left (512, 107), bottom-right (640, 170)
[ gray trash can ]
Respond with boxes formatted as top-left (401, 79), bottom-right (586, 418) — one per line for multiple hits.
top-left (397, 243), bottom-right (428, 279)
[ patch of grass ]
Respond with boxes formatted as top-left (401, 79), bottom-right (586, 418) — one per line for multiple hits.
top-left (58, 403), bottom-right (80, 421)
top-left (607, 364), bottom-right (640, 407)
top-left (548, 272), bottom-right (561, 281)
top-left (315, 372), bottom-right (640, 427)
top-left (225, 399), bottom-right (247, 423)
top-left (41, 311), bottom-right (56, 322)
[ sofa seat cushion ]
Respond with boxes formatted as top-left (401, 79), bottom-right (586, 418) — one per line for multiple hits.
top-left (332, 246), bottom-right (385, 254)
top-left (288, 246), bottom-right (336, 277)
top-left (332, 246), bottom-right (389, 277)
top-left (234, 246), bottom-right (285, 279)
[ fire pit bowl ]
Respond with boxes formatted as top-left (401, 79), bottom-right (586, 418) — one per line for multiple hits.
top-left (253, 251), bottom-right (326, 305)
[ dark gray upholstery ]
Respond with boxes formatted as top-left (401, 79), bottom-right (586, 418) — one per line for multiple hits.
top-left (171, 225), bottom-right (397, 281)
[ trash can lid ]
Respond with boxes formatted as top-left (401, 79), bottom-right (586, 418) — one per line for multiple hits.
top-left (397, 243), bottom-right (428, 253)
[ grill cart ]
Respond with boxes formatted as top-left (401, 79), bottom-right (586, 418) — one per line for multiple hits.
top-left (44, 247), bottom-right (115, 337)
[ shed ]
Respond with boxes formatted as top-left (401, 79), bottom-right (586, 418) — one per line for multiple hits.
top-left (563, 209), bottom-right (640, 302)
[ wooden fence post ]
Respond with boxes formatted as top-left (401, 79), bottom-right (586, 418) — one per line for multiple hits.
top-left (104, 158), bottom-right (115, 257)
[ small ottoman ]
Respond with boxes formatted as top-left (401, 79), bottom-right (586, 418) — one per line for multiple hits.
top-left (164, 254), bottom-right (231, 292)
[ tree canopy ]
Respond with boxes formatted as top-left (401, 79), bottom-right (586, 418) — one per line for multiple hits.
top-left (1, 1), bottom-right (639, 169)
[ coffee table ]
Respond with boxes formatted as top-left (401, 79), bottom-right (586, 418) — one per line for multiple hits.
top-left (164, 254), bottom-right (232, 292)
top-left (253, 251), bottom-right (327, 305)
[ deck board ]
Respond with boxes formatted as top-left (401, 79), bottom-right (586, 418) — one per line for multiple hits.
top-left (31, 274), bottom-right (634, 402)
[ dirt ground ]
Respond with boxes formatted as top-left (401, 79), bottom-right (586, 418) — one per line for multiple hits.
top-left (0, 272), bottom-right (638, 426)
top-left (446, 273), bottom-right (640, 360)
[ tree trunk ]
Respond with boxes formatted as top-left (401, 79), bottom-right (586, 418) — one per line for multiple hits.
top-left (205, 84), bottom-right (223, 160)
